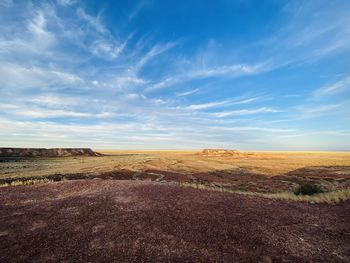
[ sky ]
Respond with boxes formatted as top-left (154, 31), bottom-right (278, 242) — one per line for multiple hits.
top-left (0, 0), bottom-right (349, 150)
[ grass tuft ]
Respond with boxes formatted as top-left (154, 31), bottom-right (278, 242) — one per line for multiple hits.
top-left (181, 183), bottom-right (350, 204)
top-left (0, 179), bottom-right (52, 187)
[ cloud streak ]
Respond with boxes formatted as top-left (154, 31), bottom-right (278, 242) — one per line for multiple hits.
top-left (314, 75), bottom-right (350, 97)
top-left (212, 107), bottom-right (280, 118)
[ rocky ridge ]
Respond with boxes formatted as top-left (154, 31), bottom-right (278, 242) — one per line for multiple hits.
top-left (0, 148), bottom-right (102, 157)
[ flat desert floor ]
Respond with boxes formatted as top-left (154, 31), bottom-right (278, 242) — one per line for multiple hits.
top-left (0, 150), bottom-right (350, 262)
top-left (1, 150), bottom-right (350, 193)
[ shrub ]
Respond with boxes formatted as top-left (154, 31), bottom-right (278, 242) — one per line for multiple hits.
top-left (294, 182), bottom-right (324, 196)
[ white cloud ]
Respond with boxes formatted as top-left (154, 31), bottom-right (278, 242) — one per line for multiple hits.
top-left (290, 100), bottom-right (350, 122)
top-left (228, 96), bottom-right (262, 105)
top-left (147, 77), bottom-right (178, 91)
top-left (188, 62), bottom-right (267, 79)
top-left (89, 39), bottom-right (127, 59)
top-left (57, 0), bottom-right (77, 6)
top-left (0, 63), bottom-right (83, 89)
top-left (16, 109), bottom-right (92, 119)
top-left (295, 103), bottom-right (345, 119)
top-left (27, 9), bottom-right (56, 49)
top-left (212, 107), bottom-right (280, 118)
top-left (27, 95), bottom-right (80, 107)
top-left (176, 89), bottom-right (199, 97)
top-left (135, 42), bottom-right (177, 71)
top-left (314, 75), bottom-right (350, 97)
top-left (146, 61), bottom-right (269, 92)
top-left (2, 104), bottom-right (116, 119)
top-left (76, 8), bottom-right (108, 35)
top-left (302, 103), bottom-right (341, 114)
top-left (128, 0), bottom-right (150, 21)
top-left (185, 100), bottom-right (230, 110)
top-left (178, 96), bottom-right (265, 112)
top-left (209, 126), bottom-right (295, 133)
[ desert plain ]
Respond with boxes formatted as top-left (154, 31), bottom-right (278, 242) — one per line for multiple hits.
top-left (0, 149), bottom-right (350, 262)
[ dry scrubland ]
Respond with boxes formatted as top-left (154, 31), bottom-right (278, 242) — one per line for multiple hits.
top-left (1, 150), bottom-right (350, 202)
top-left (1, 149), bottom-right (350, 262)
top-left (2, 150), bottom-right (350, 179)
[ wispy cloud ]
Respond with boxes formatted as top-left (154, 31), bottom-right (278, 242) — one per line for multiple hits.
top-left (146, 61), bottom-right (268, 92)
top-left (27, 9), bottom-right (55, 45)
top-left (57, 0), bottom-right (76, 6)
top-left (185, 100), bottom-right (230, 110)
top-left (252, 1), bottom-right (350, 69)
top-left (76, 8), bottom-right (108, 35)
top-left (135, 42), bottom-right (177, 71)
top-left (314, 75), bottom-right (350, 97)
top-left (294, 102), bottom-right (350, 120)
top-left (89, 39), bottom-right (127, 59)
top-left (128, 0), bottom-right (151, 21)
top-left (0, 62), bottom-right (83, 89)
top-left (15, 109), bottom-right (93, 119)
top-left (176, 89), bottom-right (199, 97)
top-left (212, 107), bottom-right (280, 118)
top-left (180, 96), bottom-right (264, 111)
top-left (188, 62), bottom-right (268, 79)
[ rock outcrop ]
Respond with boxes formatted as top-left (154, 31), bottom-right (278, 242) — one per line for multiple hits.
top-left (200, 149), bottom-right (242, 157)
top-left (0, 148), bottom-right (102, 157)
top-left (198, 149), bottom-right (277, 159)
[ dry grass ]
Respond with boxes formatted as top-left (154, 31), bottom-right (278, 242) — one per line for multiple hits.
top-left (181, 183), bottom-right (350, 204)
top-left (262, 189), bottom-right (350, 204)
top-left (1, 150), bottom-right (350, 179)
top-left (1, 151), bottom-right (349, 202)
top-left (0, 178), bottom-right (52, 187)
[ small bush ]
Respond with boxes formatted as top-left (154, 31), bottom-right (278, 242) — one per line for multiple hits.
top-left (294, 182), bottom-right (324, 196)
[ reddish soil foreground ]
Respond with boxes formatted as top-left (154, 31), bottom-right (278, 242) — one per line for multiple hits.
top-left (0, 180), bottom-right (349, 263)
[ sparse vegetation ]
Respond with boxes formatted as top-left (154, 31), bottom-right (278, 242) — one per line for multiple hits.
top-left (294, 182), bottom-right (324, 196)
top-left (0, 178), bottom-right (52, 187)
top-left (2, 150), bottom-right (350, 181)
top-left (263, 189), bottom-right (350, 204)
top-left (1, 150), bottom-right (350, 204)
top-left (181, 183), bottom-right (350, 204)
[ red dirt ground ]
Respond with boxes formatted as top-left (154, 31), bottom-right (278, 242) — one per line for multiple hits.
top-left (0, 180), bottom-right (349, 262)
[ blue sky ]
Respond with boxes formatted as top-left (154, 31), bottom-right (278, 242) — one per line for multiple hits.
top-left (0, 0), bottom-right (349, 150)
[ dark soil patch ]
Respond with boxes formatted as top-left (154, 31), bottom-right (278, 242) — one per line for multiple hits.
top-left (144, 169), bottom-right (188, 182)
top-left (275, 166), bottom-right (350, 191)
top-left (0, 180), bottom-right (349, 262)
top-left (99, 170), bottom-right (135, 180)
top-left (189, 170), bottom-right (294, 193)
top-left (284, 166), bottom-right (350, 180)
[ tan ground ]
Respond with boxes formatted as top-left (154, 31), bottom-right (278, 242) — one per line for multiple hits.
top-left (1, 150), bottom-right (350, 196)
top-left (1, 150), bottom-right (350, 179)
